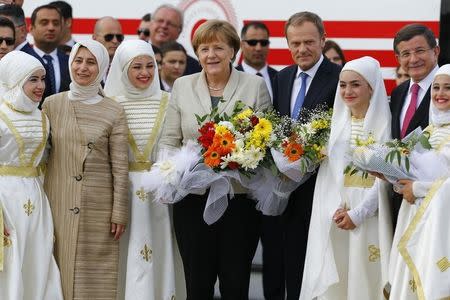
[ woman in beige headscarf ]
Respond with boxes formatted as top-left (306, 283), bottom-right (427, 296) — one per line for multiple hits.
top-left (0, 51), bottom-right (63, 299)
top-left (42, 40), bottom-right (129, 299)
top-left (105, 39), bottom-right (185, 300)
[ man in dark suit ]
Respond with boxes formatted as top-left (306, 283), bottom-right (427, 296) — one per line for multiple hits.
top-left (0, 4), bottom-right (31, 51)
top-left (272, 11), bottom-right (341, 300)
top-left (149, 4), bottom-right (201, 75)
top-left (390, 24), bottom-right (439, 226)
top-left (26, 4), bottom-right (70, 105)
top-left (236, 21), bottom-right (278, 101)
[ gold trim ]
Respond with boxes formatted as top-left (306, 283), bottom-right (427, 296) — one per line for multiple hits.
top-left (0, 111), bottom-right (26, 164)
top-left (136, 187), bottom-right (148, 202)
top-left (129, 161), bottom-right (152, 172)
top-left (437, 257), bottom-right (450, 272)
top-left (23, 199), bottom-right (34, 216)
top-left (29, 112), bottom-right (48, 167)
top-left (140, 244), bottom-right (152, 262)
top-left (368, 244), bottom-right (380, 262)
top-left (128, 92), bottom-right (169, 165)
top-left (0, 166), bottom-right (39, 177)
top-left (4, 101), bottom-right (33, 115)
top-left (344, 173), bottom-right (375, 188)
top-left (398, 179), bottom-right (445, 300)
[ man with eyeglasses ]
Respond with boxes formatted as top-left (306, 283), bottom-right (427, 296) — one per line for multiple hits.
top-left (93, 16), bottom-right (123, 64)
top-left (0, 4), bottom-right (31, 51)
top-left (149, 4), bottom-right (201, 75)
top-left (237, 21), bottom-right (277, 101)
top-left (137, 13), bottom-right (151, 42)
top-left (27, 4), bottom-right (71, 104)
top-left (0, 16), bottom-right (14, 60)
top-left (389, 24), bottom-right (440, 228)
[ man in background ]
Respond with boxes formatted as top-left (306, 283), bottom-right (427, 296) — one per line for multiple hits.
top-left (92, 16), bottom-right (123, 62)
top-left (50, 0), bottom-right (75, 54)
top-left (237, 21), bottom-right (277, 101)
top-left (0, 16), bottom-right (15, 60)
top-left (149, 4), bottom-right (201, 75)
top-left (137, 13), bottom-right (151, 42)
top-left (159, 41), bottom-right (187, 92)
top-left (0, 4), bottom-right (30, 51)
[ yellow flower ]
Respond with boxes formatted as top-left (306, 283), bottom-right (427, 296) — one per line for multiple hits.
top-left (235, 108), bottom-right (253, 120)
top-left (214, 125), bottom-right (230, 136)
top-left (355, 134), bottom-right (376, 147)
top-left (253, 118), bottom-right (272, 138)
top-left (311, 119), bottom-right (329, 130)
top-left (247, 131), bottom-right (269, 149)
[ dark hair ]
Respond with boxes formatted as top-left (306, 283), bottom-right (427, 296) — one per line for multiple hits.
top-left (141, 13), bottom-right (151, 22)
top-left (0, 4), bottom-right (25, 26)
top-left (241, 21), bottom-right (269, 39)
top-left (285, 11), bottom-right (325, 38)
top-left (151, 44), bottom-right (162, 56)
top-left (323, 40), bottom-right (346, 64)
top-left (160, 41), bottom-right (187, 57)
top-left (30, 4), bottom-right (62, 26)
top-left (393, 23), bottom-right (437, 54)
top-left (49, 1), bottom-right (72, 19)
top-left (0, 16), bottom-right (15, 41)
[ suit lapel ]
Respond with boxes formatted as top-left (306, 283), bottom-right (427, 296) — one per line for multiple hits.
top-left (302, 59), bottom-right (330, 110)
top-left (407, 86), bottom-right (431, 133)
top-left (195, 71), bottom-right (213, 114)
top-left (391, 82), bottom-right (409, 139)
top-left (280, 66), bottom-right (297, 117)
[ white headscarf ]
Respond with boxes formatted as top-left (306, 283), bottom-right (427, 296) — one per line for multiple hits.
top-left (0, 51), bottom-right (45, 113)
top-left (104, 39), bottom-right (162, 100)
top-left (68, 40), bottom-right (109, 101)
top-left (301, 56), bottom-right (392, 299)
top-left (430, 64), bottom-right (450, 127)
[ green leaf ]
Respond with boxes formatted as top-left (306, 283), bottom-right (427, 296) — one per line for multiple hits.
top-left (396, 151), bottom-right (401, 166)
top-left (418, 134), bottom-right (432, 149)
top-left (195, 114), bottom-right (202, 125)
top-left (405, 157), bottom-right (410, 172)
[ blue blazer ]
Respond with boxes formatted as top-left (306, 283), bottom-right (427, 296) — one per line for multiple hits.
top-left (20, 43), bottom-right (71, 105)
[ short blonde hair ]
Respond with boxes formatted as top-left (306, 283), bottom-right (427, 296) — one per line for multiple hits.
top-left (192, 19), bottom-right (240, 61)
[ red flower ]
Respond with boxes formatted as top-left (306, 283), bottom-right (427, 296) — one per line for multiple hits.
top-left (227, 161), bottom-right (240, 170)
top-left (250, 115), bottom-right (259, 127)
top-left (198, 122), bottom-right (216, 148)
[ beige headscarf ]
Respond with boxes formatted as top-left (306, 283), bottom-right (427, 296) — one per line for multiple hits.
top-left (104, 39), bottom-right (162, 100)
top-left (0, 51), bottom-right (45, 113)
top-left (68, 40), bottom-right (109, 102)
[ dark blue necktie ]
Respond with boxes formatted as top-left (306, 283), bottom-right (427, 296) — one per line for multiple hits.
top-left (292, 72), bottom-right (308, 120)
top-left (43, 54), bottom-right (56, 95)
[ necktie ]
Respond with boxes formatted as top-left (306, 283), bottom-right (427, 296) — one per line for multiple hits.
top-left (401, 83), bottom-right (420, 138)
top-left (292, 72), bottom-right (308, 119)
top-left (256, 72), bottom-right (263, 77)
top-left (43, 54), bottom-right (56, 95)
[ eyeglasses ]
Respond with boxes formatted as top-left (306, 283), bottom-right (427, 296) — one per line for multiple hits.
top-left (0, 37), bottom-right (14, 46)
top-left (244, 39), bottom-right (270, 47)
top-left (398, 47), bottom-right (433, 60)
top-left (103, 33), bottom-right (124, 42)
top-left (137, 28), bottom-right (150, 37)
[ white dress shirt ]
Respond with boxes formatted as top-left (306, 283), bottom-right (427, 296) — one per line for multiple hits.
top-left (241, 61), bottom-right (273, 101)
top-left (161, 79), bottom-right (172, 92)
top-left (400, 65), bottom-right (438, 127)
top-left (290, 55), bottom-right (324, 115)
top-left (33, 46), bottom-right (61, 93)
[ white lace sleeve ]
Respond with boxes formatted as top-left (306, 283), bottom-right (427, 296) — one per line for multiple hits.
top-left (347, 179), bottom-right (380, 227)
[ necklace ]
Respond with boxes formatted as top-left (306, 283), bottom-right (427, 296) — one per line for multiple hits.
top-left (207, 85), bottom-right (225, 91)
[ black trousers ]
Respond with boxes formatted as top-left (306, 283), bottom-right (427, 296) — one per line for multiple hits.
top-left (173, 193), bottom-right (261, 300)
top-left (261, 215), bottom-right (285, 300)
top-left (282, 173), bottom-right (317, 300)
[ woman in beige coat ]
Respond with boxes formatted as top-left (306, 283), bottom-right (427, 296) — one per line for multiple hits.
top-left (159, 20), bottom-right (271, 299)
top-left (42, 40), bottom-right (129, 300)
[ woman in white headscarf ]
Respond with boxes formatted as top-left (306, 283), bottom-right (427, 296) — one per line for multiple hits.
top-left (104, 39), bottom-right (185, 300)
top-left (300, 56), bottom-right (393, 300)
top-left (388, 64), bottom-right (450, 300)
top-left (0, 51), bottom-right (63, 299)
top-left (42, 40), bottom-right (129, 300)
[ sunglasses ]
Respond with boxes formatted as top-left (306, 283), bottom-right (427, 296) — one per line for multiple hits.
top-left (0, 37), bottom-right (14, 46)
top-left (244, 39), bottom-right (270, 47)
top-left (103, 33), bottom-right (124, 42)
top-left (137, 28), bottom-right (150, 37)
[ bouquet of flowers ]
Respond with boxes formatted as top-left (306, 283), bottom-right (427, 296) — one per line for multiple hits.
top-left (247, 107), bottom-right (332, 216)
top-left (348, 127), bottom-right (446, 188)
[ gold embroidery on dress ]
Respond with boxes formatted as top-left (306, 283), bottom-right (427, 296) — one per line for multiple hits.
top-left (3, 236), bottom-right (11, 247)
top-left (170, 296), bottom-right (176, 300)
top-left (437, 257), bottom-right (450, 272)
top-left (23, 199), bottom-right (34, 216)
top-left (368, 245), bottom-right (380, 262)
top-left (140, 244), bottom-right (152, 262)
top-left (409, 278), bottom-right (417, 293)
top-left (136, 188), bottom-right (148, 202)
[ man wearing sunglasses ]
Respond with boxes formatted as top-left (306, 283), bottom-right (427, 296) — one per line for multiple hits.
top-left (0, 16), bottom-right (14, 60)
top-left (93, 16), bottom-right (123, 62)
top-left (137, 13), bottom-right (151, 42)
top-left (237, 21), bottom-right (277, 101)
top-left (0, 4), bottom-right (31, 52)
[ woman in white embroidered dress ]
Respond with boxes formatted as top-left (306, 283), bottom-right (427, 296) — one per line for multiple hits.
top-left (0, 51), bottom-right (63, 299)
top-left (300, 56), bottom-right (393, 300)
top-left (104, 39), bottom-right (185, 300)
top-left (388, 64), bottom-right (450, 300)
